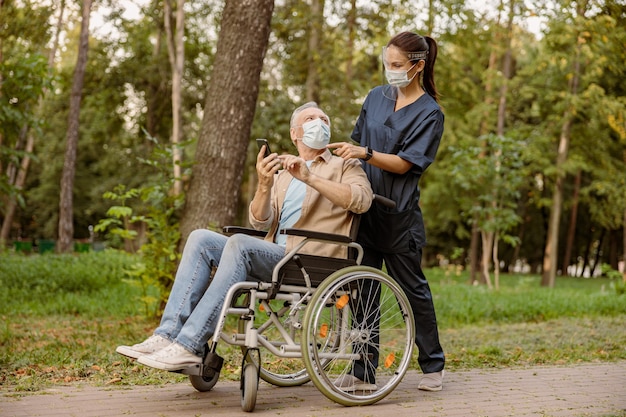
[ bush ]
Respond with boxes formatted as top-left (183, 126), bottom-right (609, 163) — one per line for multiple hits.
top-left (95, 135), bottom-right (187, 318)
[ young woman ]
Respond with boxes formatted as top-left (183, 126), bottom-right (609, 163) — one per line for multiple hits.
top-left (329, 31), bottom-right (445, 392)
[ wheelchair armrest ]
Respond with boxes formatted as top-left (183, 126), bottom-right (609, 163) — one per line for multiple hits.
top-left (279, 228), bottom-right (353, 244)
top-left (222, 226), bottom-right (267, 238)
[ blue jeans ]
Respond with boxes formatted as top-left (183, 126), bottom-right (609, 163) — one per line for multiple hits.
top-left (154, 229), bottom-right (285, 355)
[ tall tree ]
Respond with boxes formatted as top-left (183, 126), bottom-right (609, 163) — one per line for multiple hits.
top-left (474, 4), bottom-right (504, 287)
top-left (0, 0), bottom-right (64, 244)
top-left (305, 0), bottom-right (323, 103)
top-left (488, 0), bottom-right (517, 289)
top-left (0, 0), bottom-right (54, 244)
top-left (57, 0), bottom-right (92, 253)
top-left (164, 0), bottom-right (185, 196)
top-left (541, 0), bottom-right (587, 287)
top-left (179, 0), bottom-right (274, 244)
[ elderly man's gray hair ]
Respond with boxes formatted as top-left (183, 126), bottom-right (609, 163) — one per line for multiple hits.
top-left (289, 101), bottom-right (330, 128)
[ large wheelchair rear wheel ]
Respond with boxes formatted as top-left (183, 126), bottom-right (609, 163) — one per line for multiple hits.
top-left (301, 266), bottom-right (414, 406)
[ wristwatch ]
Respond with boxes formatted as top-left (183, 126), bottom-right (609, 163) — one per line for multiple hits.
top-left (363, 146), bottom-right (373, 161)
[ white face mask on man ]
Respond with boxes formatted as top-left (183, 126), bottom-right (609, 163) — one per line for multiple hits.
top-left (300, 118), bottom-right (331, 149)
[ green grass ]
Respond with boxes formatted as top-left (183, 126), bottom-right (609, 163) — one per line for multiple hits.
top-left (424, 268), bottom-right (626, 371)
top-left (427, 268), bottom-right (625, 327)
top-left (1, 251), bottom-right (624, 392)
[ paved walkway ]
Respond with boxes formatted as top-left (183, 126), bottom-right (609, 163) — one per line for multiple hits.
top-left (2, 362), bottom-right (625, 417)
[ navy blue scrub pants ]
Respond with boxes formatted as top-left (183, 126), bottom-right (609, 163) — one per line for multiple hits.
top-left (351, 246), bottom-right (445, 383)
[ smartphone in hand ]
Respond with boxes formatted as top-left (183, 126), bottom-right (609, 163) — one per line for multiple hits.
top-left (256, 138), bottom-right (272, 158)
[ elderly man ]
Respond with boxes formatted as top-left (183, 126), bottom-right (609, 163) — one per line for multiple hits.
top-left (116, 102), bottom-right (373, 370)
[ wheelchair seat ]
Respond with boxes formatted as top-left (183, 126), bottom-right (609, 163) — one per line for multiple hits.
top-left (278, 254), bottom-right (357, 287)
top-left (223, 221), bottom-right (361, 291)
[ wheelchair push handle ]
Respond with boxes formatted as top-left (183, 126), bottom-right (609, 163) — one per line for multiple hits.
top-left (373, 194), bottom-right (396, 209)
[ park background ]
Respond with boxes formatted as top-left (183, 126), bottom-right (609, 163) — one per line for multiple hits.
top-left (2, 0), bottom-right (625, 286)
top-left (1, 0), bottom-right (625, 393)
top-left (2, 0), bottom-right (625, 289)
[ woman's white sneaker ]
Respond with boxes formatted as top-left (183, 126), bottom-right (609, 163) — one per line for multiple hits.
top-left (418, 370), bottom-right (444, 391)
top-left (334, 374), bottom-right (378, 391)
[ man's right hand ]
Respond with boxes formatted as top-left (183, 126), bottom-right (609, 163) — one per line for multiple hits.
top-left (250, 147), bottom-right (282, 223)
top-left (256, 147), bottom-right (281, 189)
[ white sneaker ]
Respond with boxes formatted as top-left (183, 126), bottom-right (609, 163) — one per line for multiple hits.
top-left (137, 342), bottom-right (201, 371)
top-left (418, 370), bottom-right (444, 391)
top-left (334, 374), bottom-right (378, 391)
top-left (116, 335), bottom-right (171, 359)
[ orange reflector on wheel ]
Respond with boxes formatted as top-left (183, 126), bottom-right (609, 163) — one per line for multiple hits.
top-left (336, 294), bottom-right (350, 309)
top-left (384, 352), bottom-right (395, 368)
top-left (259, 304), bottom-right (265, 312)
top-left (319, 323), bottom-right (328, 338)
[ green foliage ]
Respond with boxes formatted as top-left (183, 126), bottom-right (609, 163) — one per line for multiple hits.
top-left (441, 134), bottom-right (527, 250)
top-left (600, 263), bottom-right (626, 295)
top-left (4, 0), bottom-right (625, 282)
top-left (0, 0), bottom-right (54, 219)
top-left (0, 49), bottom-right (51, 213)
top-left (96, 186), bottom-right (140, 245)
top-left (0, 53), bottom-right (50, 134)
top-left (95, 135), bottom-right (188, 318)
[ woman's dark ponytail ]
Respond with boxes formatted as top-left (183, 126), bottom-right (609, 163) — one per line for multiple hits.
top-left (422, 36), bottom-right (439, 102)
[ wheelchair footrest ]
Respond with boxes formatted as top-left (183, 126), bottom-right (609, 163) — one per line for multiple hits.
top-left (175, 352), bottom-right (224, 377)
top-left (204, 352), bottom-right (224, 375)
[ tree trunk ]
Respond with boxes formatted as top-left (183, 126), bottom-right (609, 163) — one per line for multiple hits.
top-left (305, 0), bottom-right (323, 103)
top-left (427, 0), bottom-right (434, 35)
top-left (480, 230), bottom-right (494, 289)
top-left (164, 0), bottom-right (185, 196)
top-left (468, 221), bottom-right (480, 284)
top-left (541, 1), bottom-right (585, 286)
top-left (590, 228), bottom-right (605, 277)
top-left (1, 128), bottom-right (31, 242)
top-left (493, 234), bottom-right (500, 290)
top-left (146, 16), bottom-right (165, 137)
top-left (57, 0), bottom-right (92, 253)
top-left (579, 225), bottom-right (593, 277)
top-left (496, 0), bottom-right (514, 138)
top-left (509, 198), bottom-right (527, 271)
top-left (487, 0), bottom-right (515, 280)
top-left (0, 1), bottom-right (3, 170)
top-left (179, 0), bottom-right (274, 246)
top-left (542, 126), bottom-right (569, 285)
top-left (472, 6), bottom-right (500, 285)
top-left (345, 0), bottom-right (356, 85)
top-left (470, 72), bottom-right (495, 284)
top-left (562, 169), bottom-right (581, 275)
top-left (623, 209), bottom-right (626, 282)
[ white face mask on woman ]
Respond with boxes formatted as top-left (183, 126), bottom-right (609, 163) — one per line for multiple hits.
top-left (385, 63), bottom-right (417, 88)
top-left (301, 118), bottom-right (331, 149)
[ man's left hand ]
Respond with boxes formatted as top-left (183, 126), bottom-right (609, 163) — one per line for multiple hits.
top-left (279, 155), bottom-right (310, 183)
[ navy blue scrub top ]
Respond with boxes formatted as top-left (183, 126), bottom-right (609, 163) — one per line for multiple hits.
top-left (351, 85), bottom-right (444, 253)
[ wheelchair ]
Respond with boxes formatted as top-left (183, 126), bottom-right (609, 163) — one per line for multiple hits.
top-left (174, 196), bottom-right (415, 412)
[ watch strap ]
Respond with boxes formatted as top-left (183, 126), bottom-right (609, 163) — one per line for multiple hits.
top-left (363, 146), bottom-right (373, 161)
